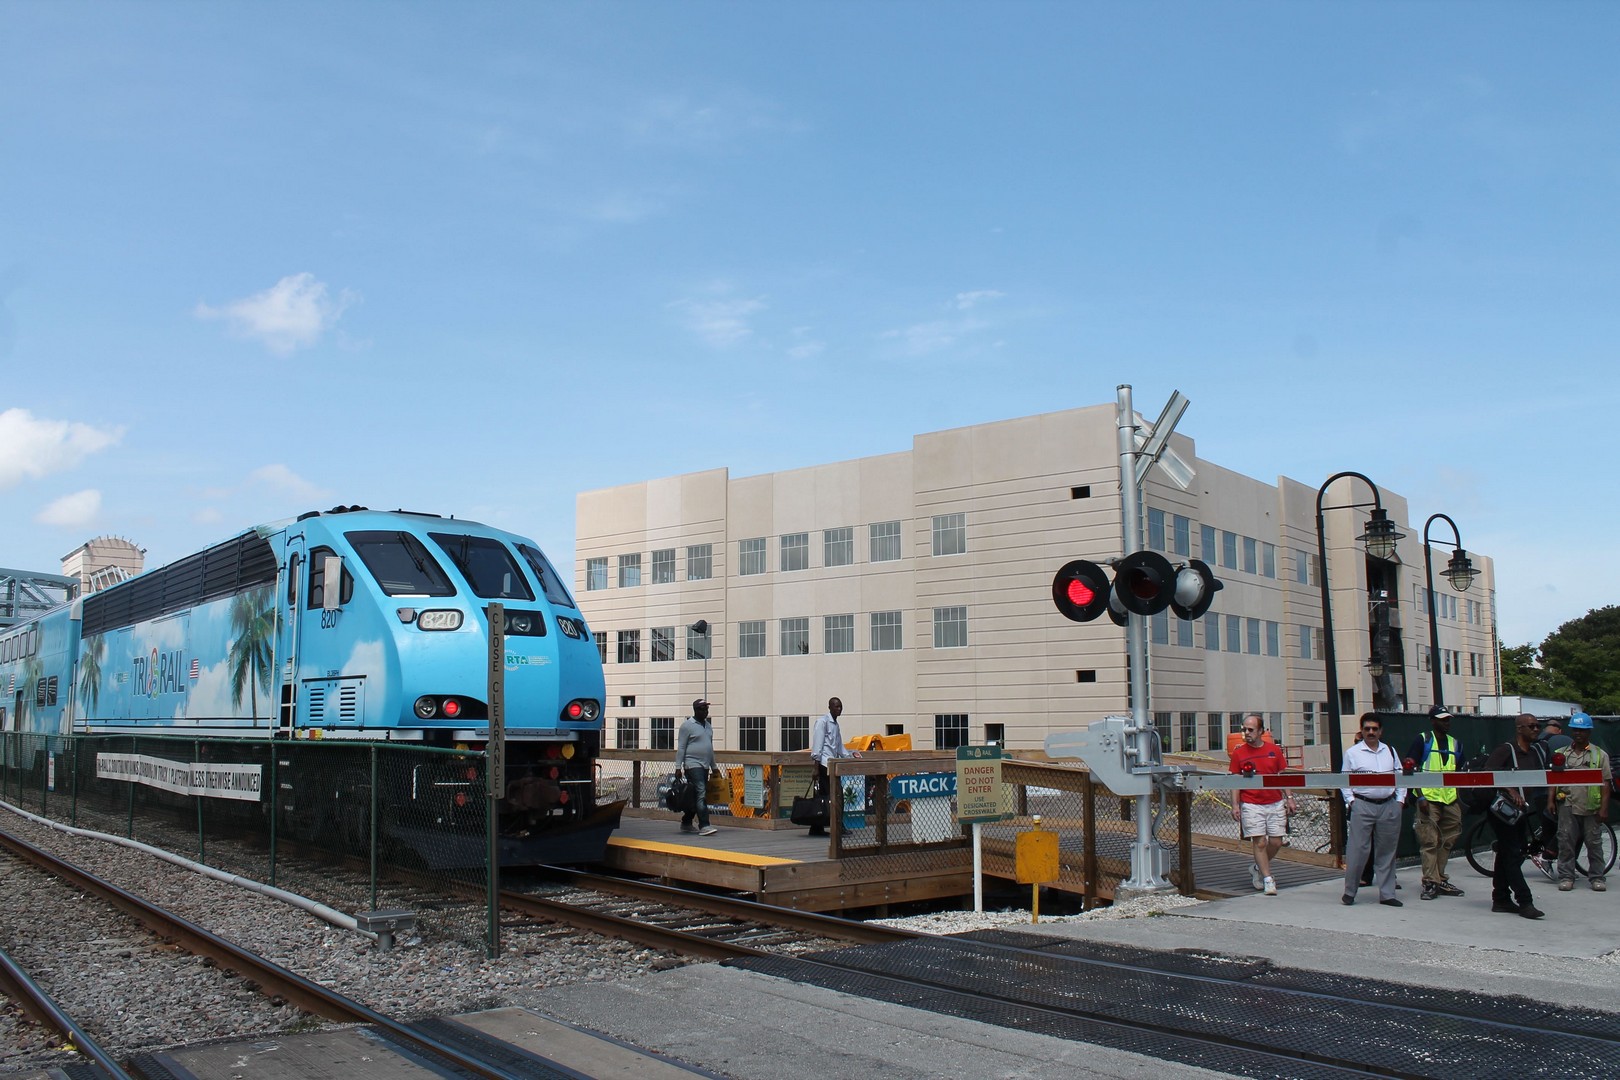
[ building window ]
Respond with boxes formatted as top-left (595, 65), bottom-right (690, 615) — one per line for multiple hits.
top-left (1153, 711), bottom-right (1172, 748)
top-left (1225, 614), bottom-right (1240, 654)
top-left (1242, 536), bottom-right (1258, 574)
top-left (932, 606), bottom-right (967, 648)
top-left (687, 544), bottom-right (712, 581)
top-left (616, 717), bottom-right (639, 749)
top-left (1173, 515), bottom-right (1191, 556)
top-left (650, 548), bottom-right (675, 585)
top-left (780, 617), bottom-right (810, 656)
top-left (739, 716), bottom-right (766, 752)
top-left (781, 532), bottom-right (809, 572)
top-left (1269, 711), bottom-right (1285, 745)
top-left (1262, 543), bottom-right (1276, 578)
top-left (1176, 618), bottom-right (1194, 648)
top-left (651, 626), bottom-right (675, 662)
top-left (1246, 617), bottom-right (1261, 655)
top-left (870, 521), bottom-right (902, 562)
top-left (650, 717), bottom-right (674, 751)
top-left (824, 614), bottom-right (854, 654)
top-left (1201, 525), bottom-right (1218, 564)
top-left (593, 631), bottom-right (607, 663)
top-left (1229, 711), bottom-right (1246, 735)
top-left (586, 557), bottom-right (608, 591)
top-left (1151, 608), bottom-right (1169, 645)
top-left (1302, 702), bottom-right (1316, 746)
top-left (935, 713), bottom-right (969, 749)
top-left (932, 513), bottom-right (966, 557)
top-left (1266, 620), bottom-right (1280, 657)
top-left (824, 527), bottom-right (854, 568)
top-left (687, 623), bottom-right (712, 660)
top-left (1294, 549), bottom-right (1309, 585)
top-left (1222, 531), bottom-right (1239, 570)
top-left (985, 722), bottom-right (1006, 746)
top-left (1179, 711), bottom-right (1199, 753)
top-left (781, 715), bottom-right (809, 752)
top-left (1147, 507), bottom-right (1166, 551)
top-left (1310, 554), bottom-right (1321, 587)
top-left (1299, 624), bottom-right (1313, 660)
top-left (1207, 712), bottom-right (1223, 751)
top-left (738, 620), bottom-right (765, 658)
top-left (739, 538), bottom-right (766, 576)
top-left (618, 553), bottom-right (642, 588)
top-left (1205, 611), bottom-right (1220, 651)
top-left (871, 610), bottom-right (903, 652)
top-left (616, 630), bottom-right (640, 664)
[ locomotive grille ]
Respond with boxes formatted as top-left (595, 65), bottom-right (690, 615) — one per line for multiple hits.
top-left (306, 680), bottom-right (363, 724)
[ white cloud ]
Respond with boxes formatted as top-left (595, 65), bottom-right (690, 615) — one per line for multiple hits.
top-left (954, 290), bottom-right (1005, 310)
top-left (671, 289), bottom-right (766, 347)
top-left (195, 273), bottom-right (356, 354)
top-left (35, 489), bottom-right (101, 527)
top-left (880, 317), bottom-right (988, 357)
top-left (249, 464), bottom-right (329, 501)
top-left (0, 408), bottom-right (124, 489)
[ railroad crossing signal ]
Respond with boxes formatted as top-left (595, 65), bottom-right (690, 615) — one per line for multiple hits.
top-left (1051, 554), bottom-right (1222, 623)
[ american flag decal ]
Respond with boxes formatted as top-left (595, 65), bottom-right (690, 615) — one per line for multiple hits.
top-left (190, 658), bottom-right (200, 679)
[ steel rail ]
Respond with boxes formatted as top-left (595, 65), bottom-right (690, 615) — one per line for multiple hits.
top-left (0, 825), bottom-right (524, 1080)
top-left (0, 941), bottom-right (132, 1080)
top-left (499, 888), bottom-right (772, 961)
top-left (531, 866), bottom-right (925, 945)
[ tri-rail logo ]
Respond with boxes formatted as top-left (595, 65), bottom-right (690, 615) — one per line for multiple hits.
top-left (504, 653), bottom-right (553, 672)
top-left (131, 648), bottom-right (190, 698)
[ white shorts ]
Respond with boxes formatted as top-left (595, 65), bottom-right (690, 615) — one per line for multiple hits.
top-left (1240, 801), bottom-right (1287, 838)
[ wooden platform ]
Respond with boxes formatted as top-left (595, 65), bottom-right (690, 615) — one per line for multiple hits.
top-left (603, 816), bottom-right (973, 912)
top-left (603, 814), bottom-right (1342, 911)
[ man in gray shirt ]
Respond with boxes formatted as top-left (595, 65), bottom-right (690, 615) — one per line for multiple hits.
top-left (676, 698), bottom-right (718, 836)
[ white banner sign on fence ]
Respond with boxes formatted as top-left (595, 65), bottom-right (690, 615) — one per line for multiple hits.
top-left (95, 753), bottom-right (264, 802)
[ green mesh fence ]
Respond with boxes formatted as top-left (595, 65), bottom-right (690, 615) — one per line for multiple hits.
top-left (0, 732), bottom-right (494, 947)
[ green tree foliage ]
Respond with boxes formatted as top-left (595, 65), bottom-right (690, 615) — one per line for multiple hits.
top-left (1538, 605), bottom-right (1620, 715)
top-left (1498, 641), bottom-right (1576, 701)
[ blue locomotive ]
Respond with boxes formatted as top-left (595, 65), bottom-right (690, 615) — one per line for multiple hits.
top-left (0, 506), bottom-right (620, 865)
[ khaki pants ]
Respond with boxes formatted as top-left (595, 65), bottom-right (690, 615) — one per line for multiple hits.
top-left (1557, 804), bottom-right (1607, 883)
top-left (1413, 798), bottom-right (1462, 883)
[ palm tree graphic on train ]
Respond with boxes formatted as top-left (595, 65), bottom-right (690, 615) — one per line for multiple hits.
top-left (78, 633), bottom-right (106, 715)
top-left (228, 586), bottom-right (275, 720)
top-left (16, 656), bottom-right (44, 730)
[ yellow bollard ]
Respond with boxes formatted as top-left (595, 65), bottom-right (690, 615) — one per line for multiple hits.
top-left (1015, 813), bottom-right (1059, 924)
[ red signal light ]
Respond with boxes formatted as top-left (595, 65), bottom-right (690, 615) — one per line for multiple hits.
top-left (442, 698), bottom-right (461, 718)
top-left (567, 701), bottom-right (584, 720)
top-left (1052, 560), bottom-right (1111, 623)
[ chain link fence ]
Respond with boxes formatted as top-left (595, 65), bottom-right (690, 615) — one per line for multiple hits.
top-left (1, 731), bottom-right (494, 946)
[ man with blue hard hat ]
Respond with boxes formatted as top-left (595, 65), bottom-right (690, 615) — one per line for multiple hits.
top-left (1546, 712), bottom-right (1611, 892)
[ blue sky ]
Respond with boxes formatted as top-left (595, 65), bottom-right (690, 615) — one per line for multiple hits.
top-left (2, 1), bottom-right (1615, 650)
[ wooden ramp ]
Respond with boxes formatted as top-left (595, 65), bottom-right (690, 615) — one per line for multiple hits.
top-left (603, 817), bottom-right (973, 912)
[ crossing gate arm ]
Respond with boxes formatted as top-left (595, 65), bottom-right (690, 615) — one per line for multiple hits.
top-left (1173, 768), bottom-right (1607, 793)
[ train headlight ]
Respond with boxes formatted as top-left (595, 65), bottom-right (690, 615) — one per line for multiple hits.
top-left (414, 696), bottom-right (438, 719)
top-left (417, 610), bottom-right (463, 631)
top-left (506, 612), bottom-right (535, 635)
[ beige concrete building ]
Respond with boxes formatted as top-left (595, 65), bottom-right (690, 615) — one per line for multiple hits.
top-left (575, 404), bottom-right (1498, 765)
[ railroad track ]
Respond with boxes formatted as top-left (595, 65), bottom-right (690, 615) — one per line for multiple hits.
top-left (0, 825), bottom-right (597, 1080)
top-left (506, 866), bottom-right (922, 959)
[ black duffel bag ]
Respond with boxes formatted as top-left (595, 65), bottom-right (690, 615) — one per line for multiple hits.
top-left (789, 780), bottom-right (828, 829)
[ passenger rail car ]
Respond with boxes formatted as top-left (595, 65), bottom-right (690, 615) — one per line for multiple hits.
top-left (0, 506), bottom-right (620, 865)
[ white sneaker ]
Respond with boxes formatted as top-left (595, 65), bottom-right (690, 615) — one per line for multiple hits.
top-left (698, 826), bottom-right (718, 836)
top-left (1250, 862), bottom-right (1265, 891)
top-left (1263, 876), bottom-right (1277, 896)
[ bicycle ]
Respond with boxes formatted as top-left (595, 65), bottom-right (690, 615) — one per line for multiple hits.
top-left (1463, 811), bottom-right (1617, 879)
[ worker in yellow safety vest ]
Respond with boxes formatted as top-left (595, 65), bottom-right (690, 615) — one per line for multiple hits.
top-left (1404, 705), bottom-right (1465, 901)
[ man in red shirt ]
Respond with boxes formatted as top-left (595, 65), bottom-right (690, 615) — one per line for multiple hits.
top-left (1229, 713), bottom-right (1296, 895)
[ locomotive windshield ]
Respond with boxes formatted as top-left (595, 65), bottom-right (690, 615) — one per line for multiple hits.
top-left (428, 533), bottom-right (535, 600)
top-left (517, 543), bottom-right (578, 610)
top-left (346, 531), bottom-right (456, 596)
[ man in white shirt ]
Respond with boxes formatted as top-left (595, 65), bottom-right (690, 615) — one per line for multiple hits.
top-left (808, 697), bottom-right (861, 837)
top-left (1340, 713), bottom-right (1404, 907)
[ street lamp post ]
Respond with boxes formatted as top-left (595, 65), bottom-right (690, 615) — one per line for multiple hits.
top-left (1422, 514), bottom-right (1481, 710)
top-left (1315, 471), bottom-right (1403, 772)
top-left (687, 619), bottom-right (711, 701)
